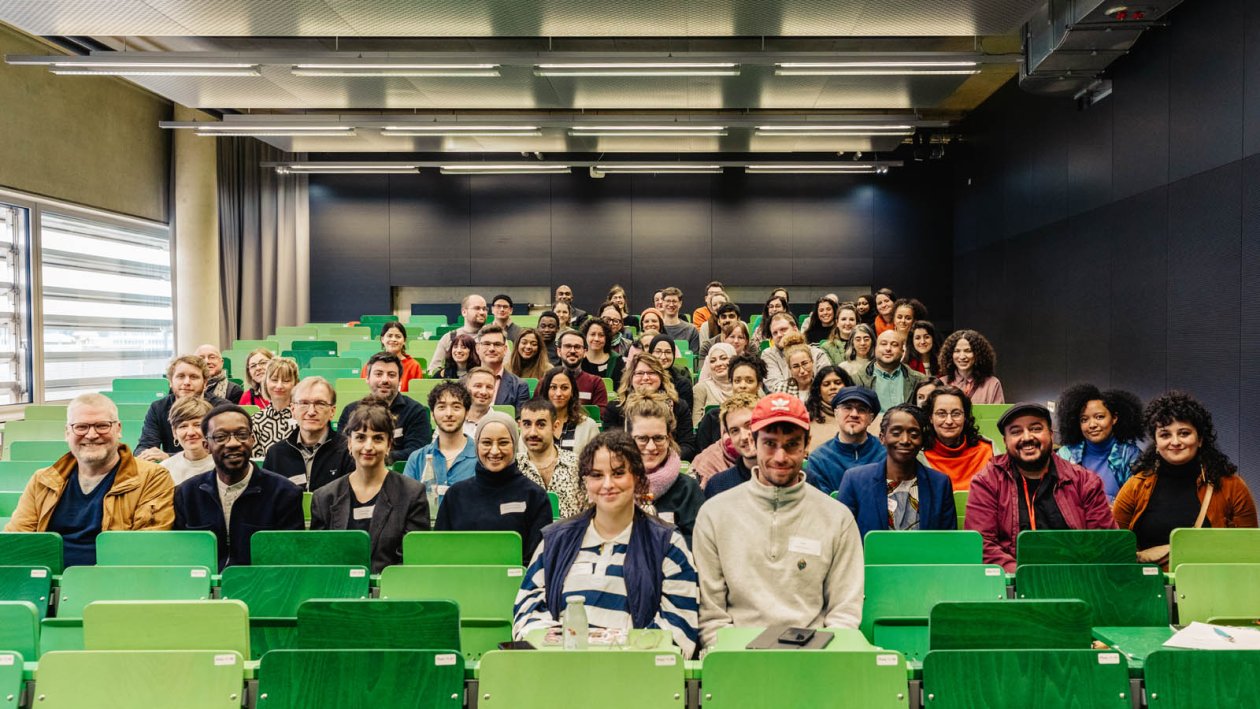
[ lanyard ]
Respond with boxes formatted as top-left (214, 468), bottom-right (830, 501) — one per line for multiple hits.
top-left (1021, 475), bottom-right (1038, 531)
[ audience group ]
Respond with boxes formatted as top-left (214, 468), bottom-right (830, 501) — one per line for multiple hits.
top-left (4, 282), bottom-right (1256, 657)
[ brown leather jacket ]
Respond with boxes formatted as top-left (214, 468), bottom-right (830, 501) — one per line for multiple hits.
top-left (1112, 469), bottom-right (1258, 533)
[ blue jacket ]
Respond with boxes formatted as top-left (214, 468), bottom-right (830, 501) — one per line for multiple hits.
top-left (1057, 439), bottom-right (1141, 501)
top-left (173, 466), bottom-right (305, 569)
top-left (704, 458), bottom-right (752, 500)
top-left (837, 461), bottom-right (957, 540)
top-left (494, 370), bottom-right (531, 412)
top-left (540, 510), bottom-right (675, 627)
top-left (806, 436), bottom-right (887, 496)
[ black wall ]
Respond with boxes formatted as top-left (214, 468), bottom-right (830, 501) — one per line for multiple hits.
top-left (309, 166), bottom-right (953, 325)
top-left (953, 0), bottom-right (1260, 482)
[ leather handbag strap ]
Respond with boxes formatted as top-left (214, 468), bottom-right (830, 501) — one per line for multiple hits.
top-left (1193, 466), bottom-right (1214, 528)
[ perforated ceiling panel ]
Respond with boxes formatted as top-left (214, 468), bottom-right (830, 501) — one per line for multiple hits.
top-left (0, 0), bottom-right (1044, 36)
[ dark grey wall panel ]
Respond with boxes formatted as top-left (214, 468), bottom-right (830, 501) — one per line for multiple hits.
top-left (1106, 189), bottom-right (1168, 400)
top-left (388, 173), bottom-right (471, 286)
top-left (629, 175), bottom-right (713, 305)
top-left (1167, 0), bottom-right (1245, 182)
top-left (550, 175), bottom-right (634, 310)
top-left (1246, 6), bottom-right (1260, 157)
top-left (1110, 28), bottom-right (1171, 202)
top-left (1059, 211), bottom-right (1112, 388)
top-left (1239, 154), bottom-right (1260, 488)
top-left (1067, 97), bottom-right (1113, 214)
top-left (308, 175), bottom-right (391, 321)
top-left (468, 175), bottom-right (553, 286)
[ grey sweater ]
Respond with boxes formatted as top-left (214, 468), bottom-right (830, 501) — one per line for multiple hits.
top-left (692, 472), bottom-right (864, 649)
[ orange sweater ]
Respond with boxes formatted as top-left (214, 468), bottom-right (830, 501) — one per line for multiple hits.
top-left (923, 437), bottom-right (994, 491)
top-left (874, 315), bottom-right (894, 335)
top-left (1113, 469), bottom-right (1258, 532)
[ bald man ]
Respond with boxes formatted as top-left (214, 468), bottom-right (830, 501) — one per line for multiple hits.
top-left (852, 330), bottom-right (926, 411)
top-left (195, 344), bottom-right (244, 403)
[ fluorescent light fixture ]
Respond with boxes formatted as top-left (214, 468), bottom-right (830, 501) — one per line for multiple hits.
top-left (775, 61), bottom-right (978, 76)
top-left (381, 125), bottom-right (542, 137)
top-left (756, 125), bottom-right (916, 136)
top-left (279, 164), bottom-right (419, 174)
top-left (50, 65), bottom-right (260, 77)
top-left (569, 125), bottom-right (727, 137)
top-left (440, 164), bottom-right (572, 175)
top-left (594, 164), bottom-right (723, 174)
top-left (745, 164), bottom-right (886, 174)
top-left (536, 63), bottom-right (739, 77)
top-left (192, 125), bottom-right (356, 137)
top-left (292, 63), bottom-right (499, 77)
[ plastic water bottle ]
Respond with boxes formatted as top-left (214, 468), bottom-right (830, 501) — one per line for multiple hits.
top-left (422, 454), bottom-right (439, 516)
top-left (562, 596), bottom-right (588, 650)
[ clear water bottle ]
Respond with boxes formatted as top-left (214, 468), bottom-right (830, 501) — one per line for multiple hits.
top-left (562, 596), bottom-right (588, 650)
top-left (422, 454), bottom-right (439, 518)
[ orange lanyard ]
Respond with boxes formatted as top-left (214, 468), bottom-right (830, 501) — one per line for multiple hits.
top-left (1021, 475), bottom-right (1038, 531)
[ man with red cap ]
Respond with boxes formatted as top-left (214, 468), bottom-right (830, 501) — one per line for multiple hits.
top-left (692, 393), bottom-right (864, 649)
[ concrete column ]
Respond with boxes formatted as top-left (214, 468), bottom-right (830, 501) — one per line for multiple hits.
top-left (171, 105), bottom-right (222, 352)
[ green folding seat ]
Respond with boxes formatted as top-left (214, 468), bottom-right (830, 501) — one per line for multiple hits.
top-left (35, 650), bottom-right (245, 708)
top-left (922, 649), bottom-right (1130, 709)
top-left (95, 531), bottom-right (218, 569)
top-left (401, 531), bottom-right (522, 565)
top-left (0, 532), bottom-right (63, 574)
top-left (110, 378), bottom-right (169, 393)
top-left (379, 565), bottom-right (523, 660)
top-left (295, 599), bottom-right (460, 651)
top-left (929, 600), bottom-right (1092, 651)
top-left (103, 391), bottom-right (163, 405)
top-left (478, 650), bottom-right (685, 709)
top-left (249, 530), bottom-right (370, 567)
top-left (7, 441), bottom-right (66, 463)
top-left (702, 650), bottom-right (908, 708)
top-left (1015, 529), bottom-right (1137, 566)
top-left (862, 564), bottom-right (1007, 663)
top-left (257, 649), bottom-right (463, 709)
top-left (219, 565), bottom-right (370, 659)
top-left (1174, 563), bottom-right (1260, 624)
top-left (1144, 650), bottom-right (1260, 708)
top-left (1169, 528), bottom-right (1260, 572)
top-left (1015, 563), bottom-right (1168, 626)
top-left (0, 601), bottom-right (39, 659)
top-left (863, 530), bottom-right (982, 565)
top-left (84, 600), bottom-right (250, 660)
top-left (21, 405), bottom-right (69, 421)
top-left (308, 356), bottom-right (361, 370)
top-left (0, 566), bottom-right (52, 617)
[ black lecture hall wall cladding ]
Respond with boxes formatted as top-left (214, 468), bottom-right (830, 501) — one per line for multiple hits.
top-left (308, 164), bottom-right (953, 325)
top-left (952, 0), bottom-right (1260, 486)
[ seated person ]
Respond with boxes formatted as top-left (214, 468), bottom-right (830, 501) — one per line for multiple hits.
top-left (1113, 391), bottom-right (1257, 566)
top-left (702, 393), bottom-right (760, 499)
top-left (337, 352), bottom-right (433, 463)
top-left (838, 404), bottom-right (956, 539)
top-left (692, 343), bottom-right (736, 427)
top-left (538, 367), bottom-right (600, 455)
top-left (922, 386), bottom-right (994, 491)
top-left (263, 376), bottom-right (354, 492)
top-left (693, 393), bottom-right (863, 649)
top-left (476, 324), bottom-right (530, 413)
top-left (625, 393), bottom-right (703, 546)
top-left (404, 382), bottom-right (478, 500)
top-left (965, 402), bottom-right (1117, 572)
top-left (645, 334), bottom-right (694, 415)
top-left (173, 404), bottom-right (304, 569)
top-left (238, 348), bottom-right (275, 407)
top-left (806, 366), bottom-right (851, 451)
top-left (1055, 384), bottom-right (1144, 502)
top-left (603, 355), bottom-right (698, 461)
top-left (250, 357), bottom-right (299, 458)
top-left (513, 430), bottom-right (699, 658)
top-left (137, 354), bottom-right (230, 461)
top-left (516, 399), bottom-right (587, 519)
top-left (4, 393), bottom-right (174, 566)
top-left (554, 330), bottom-right (610, 417)
top-left (461, 366), bottom-right (498, 435)
top-left (938, 329), bottom-right (1005, 404)
top-left (360, 321), bottom-right (424, 391)
top-left (311, 397), bottom-right (429, 573)
top-left (195, 344), bottom-right (244, 403)
top-left (806, 387), bottom-right (886, 496)
top-left (159, 396), bottom-right (216, 485)
top-left (760, 313), bottom-right (831, 391)
top-left (851, 330), bottom-right (926, 411)
top-left (696, 355), bottom-right (765, 452)
top-left (435, 411), bottom-right (552, 564)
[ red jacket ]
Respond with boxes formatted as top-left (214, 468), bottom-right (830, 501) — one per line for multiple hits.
top-left (964, 454), bottom-right (1118, 572)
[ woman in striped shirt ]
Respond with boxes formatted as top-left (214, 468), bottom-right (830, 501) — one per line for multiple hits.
top-left (512, 430), bottom-right (700, 658)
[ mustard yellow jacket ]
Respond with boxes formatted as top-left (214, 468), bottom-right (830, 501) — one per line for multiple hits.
top-left (3, 444), bottom-right (174, 532)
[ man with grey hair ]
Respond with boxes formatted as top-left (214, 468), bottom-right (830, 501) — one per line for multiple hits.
top-left (427, 294), bottom-right (489, 376)
top-left (4, 393), bottom-right (174, 566)
top-left (195, 343), bottom-right (244, 403)
top-left (262, 376), bottom-right (354, 492)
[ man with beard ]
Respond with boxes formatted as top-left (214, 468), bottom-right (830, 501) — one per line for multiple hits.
top-left (536, 311), bottom-right (561, 366)
top-left (806, 387), bottom-right (886, 496)
top-left (428, 294), bottom-right (488, 376)
top-left (173, 404), bottom-right (304, 569)
top-left (338, 353), bottom-right (433, 463)
top-left (965, 402), bottom-right (1117, 572)
top-left (515, 399), bottom-right (585, 519)
top-left (554, 330), bottom-right (609, 417)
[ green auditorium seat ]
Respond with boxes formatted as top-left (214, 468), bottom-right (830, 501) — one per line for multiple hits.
top-left (547, 491), bottom-right (560, 520)
top-left (478, 650), bottom-right (686, 709)
top-left (407, 378), bottom-right (451, 403)
top-left (954, 490), bottom-right (968, 529)
top-left (1173, 563), bottom-right (1260, 624)
top-left (0, 650), bottom-right (21, 707)
top-left (1144, 650), bottom-right (1260, 709)
top-left (0, 532), bottom-right (63, 574)
top-left (863, 530), bottom-right (982, 565)
top-left (21, 405), bottom-right (69, 420)
top-left (402, 530), bottom-right (522, 565)
top-left (1169, 528), bottom-right (1260, 572)
top-left (275, 326), bottom-right (318, 341)
top-left (863, 564), bottom-right (1007, 663)
top-left (103, 390), bottom-right (164, 405)
top-left (95, 530), bottom-right (218, 569)
top-left (257, 649), bottom-right (464, 709)
top-left (308, 356), bottom-right (362, 370)
top-left (110, 377), bottom-right (169, 393)
top-left (84, 600), bottom-right (250, 660)
top-left (7, 441), bottom-right (67, 463)
top-left (36, 650), bottom-right (245, 708)
top-left (250, 530), bottom-right (371, 567)
top-left (233, 339), bottom-right (280, 353)
top-left (220, 565), bottom-right (370, 659)
top-left (0, 492), bottom-right (22, 522)
top-left (0, 602), bottom-right (39, 660)
top-left (1015, 563), bottom-right (1168, 626)
top-left (922, 649), bottom-right (1130, 709)
top-left (379, 564), bottom-right (523, 661)
top-left (0, 566), bottom-right (52, 617)
top-left (929, 600), bottom-right (1092, 651)
top-left (296, 599), bottom-right (461, 651)
top-left (701, 650), bottom-right (909, 708)
top-left (1015, 529), bottom-right (1137, 566)
top-left (0, 461), bottom-right (38, 490)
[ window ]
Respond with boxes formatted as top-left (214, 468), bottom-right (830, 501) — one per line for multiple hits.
top-left (40, 212), bottom-right (173, 401)
top-left (0, 204), bottom-right (32, 405)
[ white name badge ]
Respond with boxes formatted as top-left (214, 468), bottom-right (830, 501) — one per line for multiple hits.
top-left (353, 506), bottom-right (375, 520)
top-left (393, 427), bottom-right (404, 439)
top-left (578, 391), bottom-right (593, 400)
top-left (289, 474), bottom-right (307, 486)
top-left (500, 501), bottom-right (527, 515)
top-left (887, 497), bottom-right (898, 512)
top-left (435, 485), bottom-right (450, 497)
top-left (658, 511), bottom-right (676, 524)
top-left (788, 536), bottom-right (822, 557)
top-left (570, 562), bottom-right (596, 577)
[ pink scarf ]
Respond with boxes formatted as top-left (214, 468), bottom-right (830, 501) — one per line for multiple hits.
top-left (646, 452), bottom-right (682, 501)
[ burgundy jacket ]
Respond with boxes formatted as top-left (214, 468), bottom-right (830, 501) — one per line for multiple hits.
top-left (571, 368), bottom-right (610, 417)
top-left (964, 454), bottom-right (1118, 571)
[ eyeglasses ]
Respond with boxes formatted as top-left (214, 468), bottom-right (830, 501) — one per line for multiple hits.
top-left (208, 430), bottom-right (253, 444)
top-left (69, 421), bottom-right (117, 435)
top-left (559, 343), bottom-right (585, 351)
top-left (603, 317), bottom-right (623, 325)
top-left (933, 410), bottom-right (965, 420)
top-left (293, 400), bottom-right (333, 411)
top-left (632, 434), bottom-right (669, 447)
top-left (632, 371), bottom-right (660, 379)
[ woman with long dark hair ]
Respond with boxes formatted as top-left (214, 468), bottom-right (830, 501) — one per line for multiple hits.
top-left (921, 385), bottom-right (994, 491)
top-left (803, 296), bottom-right (839, 344)
top-left (806, 365), bottom-right (851, 452)
top-left (439, 332), bottom-right (481, 379)
top-left (872, 288), bottom-right (896, 335)
top-left (508, 328), bottom-right (551, 381)
top-left (938, 329), bottom-right (1005, 404)
top-left (753, 295), bottom-right (789, 342)
top-left (1055, 384), bottom-right (1144, 501)
top-left (361, 321), bottom-right (424, 391)
top-left (905, 320), bottom-right (941, 377)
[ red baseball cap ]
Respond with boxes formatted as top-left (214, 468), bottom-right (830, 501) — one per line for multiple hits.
top-left (750, 394), bottom-right (810, 432)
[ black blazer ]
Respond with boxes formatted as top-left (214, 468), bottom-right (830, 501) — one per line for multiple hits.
top-left (310, 472), bottom-right (430, 573)
top-left (173, 467), bottom-right (304, 569)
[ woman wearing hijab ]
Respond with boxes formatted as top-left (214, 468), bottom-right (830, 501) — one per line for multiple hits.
top-left (691, 343), bottom-right (735, 426)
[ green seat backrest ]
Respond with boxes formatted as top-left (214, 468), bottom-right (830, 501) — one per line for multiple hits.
top-left (584, 405), bottom-right (601, 422)
top-left (523, 378), bottom-right (537, 397)
top-left (0, 566), bottom-right (52, 617)
top-left (0, 601), bottom-right (38, 658)
top-left (1145, 650), bottom-right (1260, 708)
top-left (407, 378), bottom-right (452, 403)
top-left (492, 404), bottom-right (515, 416)
top-left (0, 461), bottom-right (38, 491)
top-left (547, 491), bottom-right (560, 520)
top-left (103, 390), bottom-right (164, 405)
top-left (250, 530), bottom-right (371, 567)
top-left (36, 650), bottom-right (244, 708)
top-left (861, 564), bottom-right (1007, 640)
top-left (977, 419), bottom-right (1005, 453)
top-left (921, 649), bottom-right (1129, 709)
top-left (1169, 528), bottom-right (1260, 572)
top-left (7, 441), bottom-right (66, 463)
top-left (290, 340), bottom-right (337, 353)
top-left (295, 599), bottom-right (460, 651)
top-left (84, 600), bottom-right (250, 658)
top-left (0, 492), bottom-right (22, 516)
top-left (969, 404), bottom-right (1010, 420)
top-left (410, 341), bottom-right (440, 361)
top-left (0, 532), bottom-right (63, 574)
top-left (3, 421), bottom-right (68, 456)
top-left (479, 650), bottom-right (685, 709)
top-left (953, 490), bottom-right (968, 529)
top-left (113, 403), bottom-right (151, 421)
top-left (96, 531), bottom-right (218, 569)
top-left (308, 356), bottom-right (361, 370)
top-left (233, 339), bottom-right (280, 352)
top-left (1015, 529), bottom-right (1137, 566)
top-left (379, 565), bottom-right (523, 660)
top-left (863, 530), bottom-right (982, 565)
top-left (280, 350), bottom-right (320, 369)
top-left (220, 565), bottom-right (369, 617)
top-left (0, 650), bottom-right (22, 705)
top-left (1174, 563), bottom-right (1260, 624)
top-left (111, 377), bottom-right (169, 393)
top-left (57, 565), bottom-right (213, 617)
top-left (302, 492), bottom-right (313, 525)
top-left (22, 405), bottom-right (69, 421)
top-left (702, 650), bottom-right (907, 708)
top-left (334, 377), bottom-right (371, 397)
top-left (929, 600), bottom-right (1092, 650)
top-left (402, 531), bottom-right (522, 565)
top-left (1015, 563), bottom-right (1167, 626)
top-left (257, 649), bottom-right (463, 709)
top-left (275, 326), bottom-right (318, 341)
top-left (301, 368), bottom-right (359, 383)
